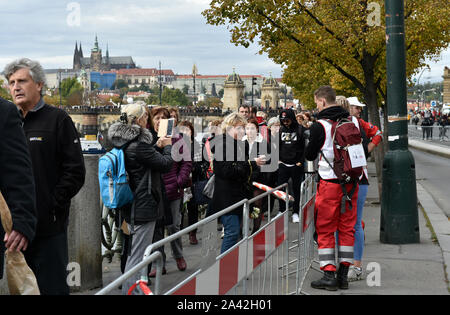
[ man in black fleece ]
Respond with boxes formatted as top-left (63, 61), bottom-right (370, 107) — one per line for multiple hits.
top-left (277, 108), bottom-right (305, 223)
top-left (5, 58), bottom-right (85, 295)
top-left (0, 97), bottom-right (37, 279)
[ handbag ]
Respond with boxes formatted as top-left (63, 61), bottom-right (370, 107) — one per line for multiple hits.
top-left (202, 174), bottom-right (215, 200)
top-left (0, 191), bottom-right (40, 295)
top-left (193, 180), bottom-right (210, 205)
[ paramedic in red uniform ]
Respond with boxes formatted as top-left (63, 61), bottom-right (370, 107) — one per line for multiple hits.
top-left (305, 86), bottom-right (360, 291)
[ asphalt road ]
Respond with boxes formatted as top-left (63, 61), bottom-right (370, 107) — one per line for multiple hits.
top-left (410, 147), bottom-right (450, 218)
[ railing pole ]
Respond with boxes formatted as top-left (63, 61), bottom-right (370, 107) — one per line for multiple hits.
top-left (242, 201), bottom-right (250, 295)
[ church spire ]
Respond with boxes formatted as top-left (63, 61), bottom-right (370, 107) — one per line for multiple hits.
top-left (79, 42), bottom-right (83, 58)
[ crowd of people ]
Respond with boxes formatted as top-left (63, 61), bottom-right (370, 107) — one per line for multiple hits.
top-left (410, 108), bottom-right (449, 141)
top-left (1, 57), bottom-right (385, 295)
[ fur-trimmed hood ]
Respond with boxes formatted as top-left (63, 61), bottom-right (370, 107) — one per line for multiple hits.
top-left (108, 122), bottom-right (153, 148)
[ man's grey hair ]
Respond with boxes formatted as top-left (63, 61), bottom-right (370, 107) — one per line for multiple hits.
top-left (3, 58), bottom-right (47, 96)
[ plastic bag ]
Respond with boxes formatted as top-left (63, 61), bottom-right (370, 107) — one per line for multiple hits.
top-left (0, 191), bottom-right (40, 295)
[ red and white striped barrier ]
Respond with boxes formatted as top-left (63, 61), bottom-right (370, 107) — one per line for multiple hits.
top-left (302, 197), bottom-right (315, 233)
top-left (170, 212), bottom-right (288, 295)
top-left (252, 182), bottom-right (294, 202)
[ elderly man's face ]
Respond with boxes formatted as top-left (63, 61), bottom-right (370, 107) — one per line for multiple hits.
top-left (8, 68), bottom-right (42, 109)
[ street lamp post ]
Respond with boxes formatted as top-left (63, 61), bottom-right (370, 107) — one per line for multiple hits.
top-left (159, 61), bottom-right (162, 106)
top-left (421, 89), bottom-right (436, 109)
top-left (380, 0), bottom-right (419, 244)
top-left (58, 69), bottom-right (62, 108)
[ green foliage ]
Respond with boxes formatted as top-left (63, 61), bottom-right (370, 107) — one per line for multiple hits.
top-left (0, 80), bottom-right (12, 101)
top-left (162, 87), bottom-right (189, 106)
top-left (145, 87), bottom-right (190, 106)
top-left (61, 77), bottom-right (83, 98)
top-left (113, 79), bottom-right (129, 90)
top-left (203, 0), bottom-right (450, 112)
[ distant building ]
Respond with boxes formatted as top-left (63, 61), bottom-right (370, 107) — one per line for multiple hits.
top-left (443, 66), bottom-right (450, 104)
top-left (90, 71), bottom-right (117, 90)
top-left (222, 69), bottom-right (245, 112)
top-left (73, 35), bottom-right (136, 71)
top-left (115, 68), bottom-right (175, 88)
top-left (261, 74), bottom-right (280, 110)
top-left (172, 74), bottom-right (264, 95)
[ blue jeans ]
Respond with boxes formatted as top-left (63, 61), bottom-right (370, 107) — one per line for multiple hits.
top-left (335, 184), bottom-right (368, 262)
top-left (220, 214), bottom-right (241, 254)
top-left (354, 184), bottom-right (368, 261)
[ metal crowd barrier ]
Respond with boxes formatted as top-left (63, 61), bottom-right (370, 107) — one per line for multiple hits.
top-left (97, 176), bottom-right (318, 295)
top-left (408, 124), bottom-right (450, 144)
top-left (293, 174), bottom-right (318, 295)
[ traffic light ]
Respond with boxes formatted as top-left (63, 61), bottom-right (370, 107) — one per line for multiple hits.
top-left (252, 77), bottom-right (257, 85)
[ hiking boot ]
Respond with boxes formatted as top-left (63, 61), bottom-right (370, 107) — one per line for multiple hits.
top-left (176, 257), bottom-right (187, 271)
top-left (337, 264), bottom-right (350, 289)
top-left (347, 266), bottom-right (363, 282)
top-left (189, 231), bottom-right (198, 245)
top-left (311, 271), bottom-right (338, 291)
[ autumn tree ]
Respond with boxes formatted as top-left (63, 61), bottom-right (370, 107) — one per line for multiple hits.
top-left (0, 80), bottom-right (12, 102)
top-left (203, 0), bottom-right (450, 189)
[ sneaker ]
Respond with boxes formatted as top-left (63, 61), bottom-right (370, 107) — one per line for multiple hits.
top-left (347, 266), bottom-right (363, 282)
top-left (292, 213), bottom-right (300, 223)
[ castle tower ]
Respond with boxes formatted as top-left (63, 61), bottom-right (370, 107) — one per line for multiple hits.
top-left (90, 34), bottom-right (102, 71)
top-left (223, 69), bottom-right (245, 112)
top-left (73, 42), bottom-right (81, 70)
top-left (443, 66), bottom-right (450, 105)
top-left (261, 73), bottom-right (280, 110)
top-left (79, 42), bottom-right (84, 58)
top-left (105, 43), bottom-right (110, 71)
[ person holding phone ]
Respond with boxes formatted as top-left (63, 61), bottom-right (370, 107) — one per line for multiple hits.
top-left (108, 104), bottom-right (173, 294)
top-left (149, 106), bottom-right (192, 275)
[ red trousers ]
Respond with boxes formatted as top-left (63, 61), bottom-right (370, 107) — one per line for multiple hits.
top-left (314, 180), bottom-right (358, 272)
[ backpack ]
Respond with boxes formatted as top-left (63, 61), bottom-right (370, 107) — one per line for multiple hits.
top-left (320, 116), bottom-right (365, 211)
top-left (98, 146), bottom-right (134, 209)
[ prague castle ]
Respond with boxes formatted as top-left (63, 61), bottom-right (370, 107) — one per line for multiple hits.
top-left (73, 35), bottom-right (136, 71)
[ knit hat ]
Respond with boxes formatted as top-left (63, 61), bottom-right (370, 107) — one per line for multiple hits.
top-left (268, 116), bottom-right (280, 128)
top-left (120, 104), bottom-right (146, 125)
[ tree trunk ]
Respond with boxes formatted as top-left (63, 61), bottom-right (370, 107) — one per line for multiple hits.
top-left (363, 75), bottom-right (385, 203)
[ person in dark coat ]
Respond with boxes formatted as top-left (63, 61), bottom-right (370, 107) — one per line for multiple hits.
top-left (4, 58), bottom-right (85, 295)
top-left (108, 103), bottom-right (173, 295)
top-left (211, 113), bottom-right (266, 253)
top-left (178, 120), bottom-right (210, 245)
top-left (278, 108), bottom-right (306, 223)
top-left (0, 97), bottom-right (37, 280)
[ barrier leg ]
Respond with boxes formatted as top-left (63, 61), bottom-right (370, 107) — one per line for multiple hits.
top-left (242, 201), bottom-right (250, 295)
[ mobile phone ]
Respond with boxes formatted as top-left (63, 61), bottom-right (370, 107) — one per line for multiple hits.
top-left (158, 118), bottom-right (175, 138)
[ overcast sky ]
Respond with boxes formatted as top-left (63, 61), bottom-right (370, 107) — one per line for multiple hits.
top-left (0, 0), bottom-right (448, 82)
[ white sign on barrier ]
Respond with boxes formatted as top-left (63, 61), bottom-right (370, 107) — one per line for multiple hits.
top-left (200, 219), bottom-right (218, 270)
